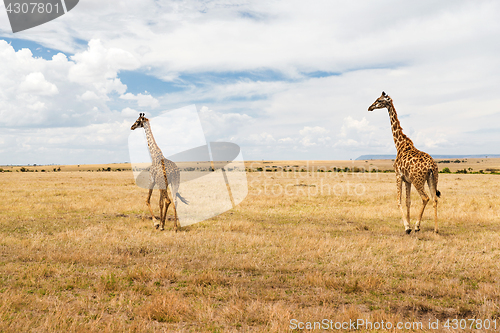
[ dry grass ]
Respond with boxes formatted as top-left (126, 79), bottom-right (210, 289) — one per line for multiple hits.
top-left (1, 164), bottom-right (500, 332)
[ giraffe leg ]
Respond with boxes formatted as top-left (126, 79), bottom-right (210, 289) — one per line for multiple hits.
top-left (404, 180), bottom-right (413, 232)
top-left (397, 176), bottom-right (411, 234)
top-left (433, 199), bottom-right (438, 233)
top-left (171, 194), bottom-right (179, 233)
top-left (427, 174), bottom-right (439, 233)
top-left (158, 191), bottom-right (165, 231)
top-left (171, 179), bottom-right (181, 232)
top-left (162, 190), bottom-right (177, 232)
top-left (146, 188), bottom-right (160, 229)
top-left (414, 185), bottom-right (429, 232)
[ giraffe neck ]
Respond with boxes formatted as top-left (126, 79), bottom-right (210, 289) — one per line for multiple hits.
top-left (387, 101), bottom-right (413, 153)
top-left (143, 120), bottom-right (163, 163)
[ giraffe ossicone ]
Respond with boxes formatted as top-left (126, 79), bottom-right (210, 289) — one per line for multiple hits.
top-left (369, 92), bottom-right (440, 234)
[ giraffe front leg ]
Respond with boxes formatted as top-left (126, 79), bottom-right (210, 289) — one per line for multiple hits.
top-left (146, 188), bottom-right (160, 229)
top-left (404, 180), bottom-right (413, 233)
top-left (397, 176), bottom-right (411, 234)
top-left (415, 186), bottom-right (429, 232)
top-left (159, 191), bottom-right (166, 231)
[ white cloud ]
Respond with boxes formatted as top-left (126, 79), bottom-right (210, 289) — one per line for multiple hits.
top-left (198, 106), bottom-right (253, 141)
top-left (1, 1), bottom-right (500, 163)
top-left (121, 107), bottom-right (139, 118)
top-left (120, 92), bottom-right (159, 108)
top-left (339, 117), bottom-right (374, 138)
top-left (27, 101), bottom-right (46, 111)
top-left (248, 132), bottom-right (276, 145)
top-left (18, 72), bottom-right (58, 96)
top-left (0, 39), bottom-right (147, 129)
top-left (68, 39), bottom-right (139, 95)
top-left (80, 90), bottom-right (99, 101)
top-left (299, 126), bottom-right (331, 147)
top-left (278, 137), bottom-right (294, 144)
top-left (22, 0), bottom-right (495, 81)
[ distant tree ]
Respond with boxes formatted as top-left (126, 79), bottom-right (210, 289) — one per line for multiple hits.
top-left (441, 167), bottom-right (451, 174)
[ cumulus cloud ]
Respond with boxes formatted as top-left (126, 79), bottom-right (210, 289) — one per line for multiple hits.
top-left (198, 106), bottom-right (253, 141)
top-left (339, 117), bottom-right (374, 138)
top-left (299, 126), bottom-right (331, 147)
top-left (1, 0), bottom-right (500, 163)
top-left (0, 39), bottom-right (147, 129)
top-left (248, 132), bottom-right (276, 145)
top-left (121, 107), bottom-right (139, 118)
top-left (80, 91), bottom-right (99, 101)
top-left (68, 39), bottom-right (139, 96)
top-left (120, 92), bottom-right (160, 108)
top-left (18, 72), bottom-right (59, 96)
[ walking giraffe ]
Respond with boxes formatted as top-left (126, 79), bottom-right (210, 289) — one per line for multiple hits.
top-left (131, 113), bottom-right (188, 232)
top-left (368, 92), bottom-right (440, 234)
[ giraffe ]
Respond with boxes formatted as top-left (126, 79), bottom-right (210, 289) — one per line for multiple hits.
top-left (368, 92), bottom-right (441, 234)
top-left (131, 113), bottom-right (188, 232)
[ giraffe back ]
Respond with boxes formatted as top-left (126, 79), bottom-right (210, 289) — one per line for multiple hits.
top-left (394, 147), bottom-right (438, 185)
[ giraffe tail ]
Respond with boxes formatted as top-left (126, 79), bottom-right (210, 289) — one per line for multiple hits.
top-left (430, 169), bottom-right (441, 198)
top-left (176, 192), bottom-right (189, 205)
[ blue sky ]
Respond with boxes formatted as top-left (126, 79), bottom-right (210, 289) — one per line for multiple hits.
top-left (0, 0), bottom-right (499, 165)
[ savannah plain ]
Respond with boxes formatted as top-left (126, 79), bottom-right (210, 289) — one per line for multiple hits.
top-left (1, 159), bottom-right (500, 332)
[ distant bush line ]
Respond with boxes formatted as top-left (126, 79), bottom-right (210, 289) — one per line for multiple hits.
top-left (0, 167), bottom-right (131, 173)
top-left (244, 166), bottom-right (499, 175)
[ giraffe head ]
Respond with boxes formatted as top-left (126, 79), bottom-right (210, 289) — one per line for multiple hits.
top-left (131, 113), bottom-right (148, 130)
top-left (368, 91), bottom-right (392, 111)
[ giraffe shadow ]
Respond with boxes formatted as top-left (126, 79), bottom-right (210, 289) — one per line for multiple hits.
top-left (412, 229), bottom-right (449, 239)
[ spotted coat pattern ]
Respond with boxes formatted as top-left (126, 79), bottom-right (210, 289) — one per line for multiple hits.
top-left (369, 92), bottom-right (440, 233)
top-left (131, 114), bottom-right (183, 231)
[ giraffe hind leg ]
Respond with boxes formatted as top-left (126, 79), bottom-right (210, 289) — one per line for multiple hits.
top-left (171, 194), bottom-right (179, 232)
top-left (160, 189), bottom-right (171, 231)
top-left (414, 183), bottom-right (429, 233)
top-left (427, 173), bottom-right (439, 233)
top-left (170, 175), bottom-right (181, 232)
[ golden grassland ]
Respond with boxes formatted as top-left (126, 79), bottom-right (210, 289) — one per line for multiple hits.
top-left (1, 161), bottom-right (500, 332)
